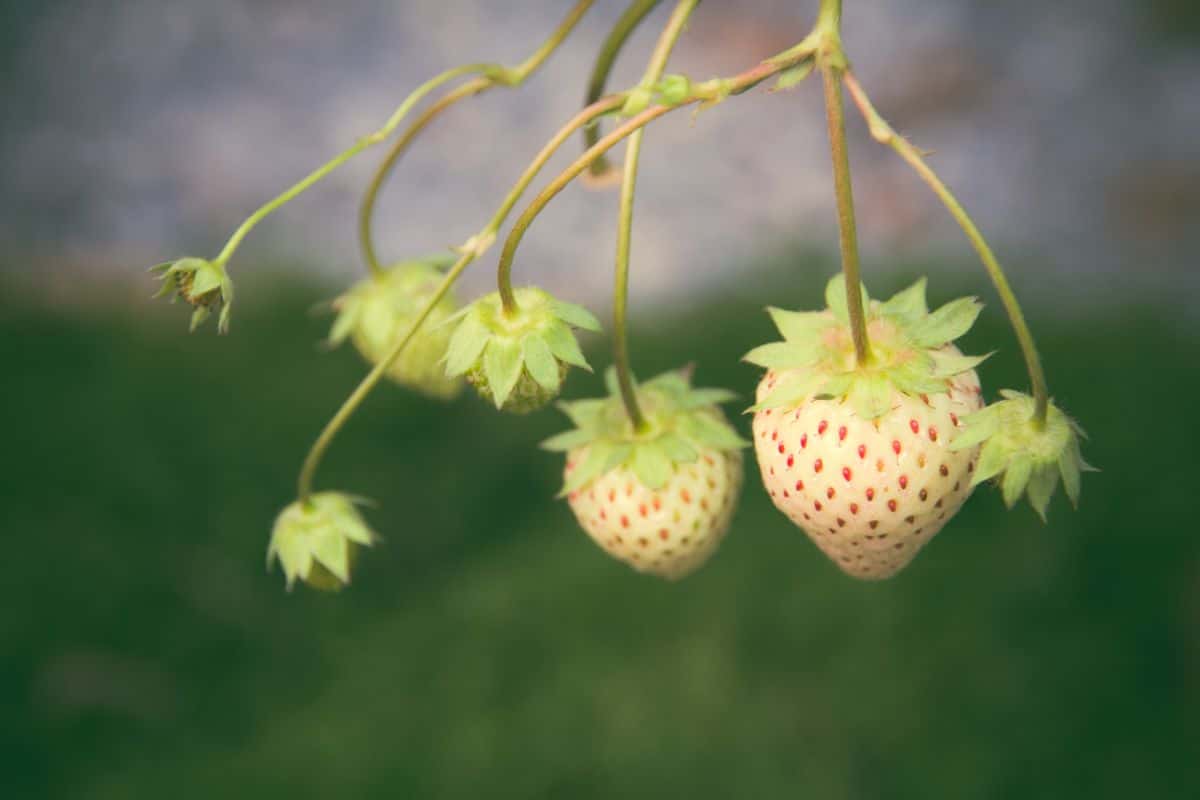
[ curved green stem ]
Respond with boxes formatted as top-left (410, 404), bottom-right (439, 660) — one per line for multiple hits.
top-left (583, 0), bottom-right (664, 180)
top-left (612, 0), bottom-right (699, 431)
top-left (358, 0), bottom-right (595, 278)
top-left (299, 96), bottom-right (623, 501)
top-left (842, 71), bottom-right (1050, 424)
top-left (213, 62), bottom-right (498, 268)
top-left (496, 38), bottom-right (821, 317)
top-left (359, 79), bottom-right (490, 277)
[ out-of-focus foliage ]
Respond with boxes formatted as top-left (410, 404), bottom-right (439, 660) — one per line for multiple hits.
top-left (2, 256), bottom-right (1197, 799)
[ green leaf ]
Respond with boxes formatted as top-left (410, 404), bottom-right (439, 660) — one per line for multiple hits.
top-left (632, 444), bottom-right (674, 490)
top-left (561, 443), bottom-right (615, 496)
top-left (604, 365), bottom-right (621, 397)
top-left (848, 375), bottom-right (893, 420)
top-left (543, 320), bottom-right (590, 370)
top-left (880, 277), bottom-right (928, 324)
top-left (1026, 464), bottom-right (1059, 522)
top-left (773, 60), bottom-right (815, 90)
top-left (658, 433), bottom-right (698, 464)
top-left (972, 437), bottom-right (1009, 486)
top-left (929, 349), bottom-right (992, 378)
top-left (948, 415), bottom-right (999, 452)
top-left (1059, 439), bottom-right (1082, 508)
top-left (909, 297), bottom-right (982, 347)
top-left (680, 387), bottom-right (738, 409)
top-left (484, 337), bottom-right (524, 409)
top-left (767, 307), bottom-right (831, 342)
top-left (541, 428), bottom-right (596, 452)
top-left (742, 341), bottom-right (820, 370)
top-left (552, 300), bottom-right (602, 332)
top-left (1001, 455), bottom-right (1033, 508)
top-left (311, 534), bottom-right (350, 584)
top-left (825, 274), bottom-right (870, 326)
top-left (443, 313), bottom-right (490, 377)
top-left (679, 412), bottom-right (746, 450)
top-left (558, 398), bottom-right (607, 430)
top-left (522, 334), bottom-right (561, 393)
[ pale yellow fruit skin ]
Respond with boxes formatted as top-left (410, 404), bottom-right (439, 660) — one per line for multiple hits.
top-left (752, 354), bottom-right (984, 580)
top-left (564, 448), bottom-right (744, 580)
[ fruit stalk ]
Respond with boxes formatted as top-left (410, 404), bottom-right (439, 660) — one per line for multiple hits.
top-left (359, 1), bottom-right (593, 277)
top-left (495, 38), bottom-right (823, 317)
top-left (582, 0), bottom-right (664, 180)
top-left (816, 0), bottom-right (871, 366)
top-left (612, 0), bottom-right (699, 431)
top-left (842, 72), bottom-right (1051, 424)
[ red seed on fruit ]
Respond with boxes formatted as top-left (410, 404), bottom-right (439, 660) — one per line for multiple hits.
top-left (888, 499), bottom-right (898, 512)
top-left (899, 475), bottom-right (909, 489)
top-left (827, 487), bottom-right (836, 499)
top-left (818, 421), bottom-right (828, 435)
top-left (838, 426), bottom-right (847, 442)
top-left (866, 488), bottom-right (876, 501)
top-left (680, 489), bottom-right (692, 504)
top-left (795, 480), bottom-right (804, 491)
top-left (919, 489), bottom-right (928, 502)
top-left (893, 440), bottom-right (902, 455)
top-left (800, 434), bottom-right (808, 449)
top-left (929, 427), bottom-right (938, 442)
top-left (787, 455), bottom-right (794, 468)
top-left (858, 444), bottom-right (867, 459)
top-left (940, 464), bottom-right (949, 476)
top-left (778, 443), bottom-right (785, 454)
top-left (814, 500), bottom-right (823, 511)
top-left (850, 503), bottom-right (859, 514)
top-left (621, 515), bottom-right (629, 528)
top-left (843, 467), bottom-right (853, 482)
top-left (659, 529), bottom-right (670, 540)
top-left (910, 419), bottom-right (920, 434)
top-left (814, 459), bottom-right (823, 473)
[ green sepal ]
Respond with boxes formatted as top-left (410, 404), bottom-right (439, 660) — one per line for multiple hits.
top-left (552, 300), bottom-right (602, 333)
top-left (746, 274), bottom-right (987, 418)
top-left (543, 319), bottom-right (591, 370)
top-left (522, 334), bottom-right (561, 393)
top-left (955, 390), bottom-right (1093, 519)
top-left (444, 314), bottom-right (491, 377)
top-left (483, 336), bottom-right (523, 409)
top-left (547, 366), bottom-right (745, 494)
top-left (907, 297), bottom-right (983, 348)
top-left (825, 274), bottom-right (871, 327)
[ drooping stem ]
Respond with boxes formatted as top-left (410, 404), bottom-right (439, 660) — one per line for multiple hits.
top-left (612, 0), bottom-right (699, 431)
top-left (359, 79), bottom-right (489, 277)
top-left (496, 38), bottom-right (821, 317)
top-left (302, 38), bottom-right (823, 498)
top-left (358, 0), bottom-right (594, 277)
top-left (299, 96), bottom-right (623, 501)
top-left (213, 62), bottom-right (499, 268)
top-left (583, 0), bottom-right (664, 180)
top-left (815, 1), bottom-right (870, 366)
top-left (842, 72), bottom-right (1050, 424)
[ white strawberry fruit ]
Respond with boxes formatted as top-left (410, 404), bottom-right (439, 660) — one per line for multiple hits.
top-left (745, 276), bottom-right (989, 580)
top-left (543, 368), bottom-right (746, 580)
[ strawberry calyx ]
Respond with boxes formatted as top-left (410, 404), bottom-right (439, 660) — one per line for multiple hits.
top-left (950, 390), bottom-right (1096, 520)
top-left (151, 257), bottom-right (235, 333)
top-left (444, 287), bottom-right (601, 413)
top-left (268, 492), bottom-right (379, 591)
top-left (543, 367), bottom-right (747, 496)
top-left (327, 254), bottom-right (464, 400)
top-left (744, 274), bottom-right (988, 419)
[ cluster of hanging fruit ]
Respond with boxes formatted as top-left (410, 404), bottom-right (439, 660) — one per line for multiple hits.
top-left (151, 0), bottom-right (1092, 592)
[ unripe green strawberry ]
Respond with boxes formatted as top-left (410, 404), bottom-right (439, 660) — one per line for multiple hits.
top-left (544, 368), bottom-right (747, 580)
top-left (444, 287), bottom-right (601, 414)
top-left (745, 275), bottom-right (990, 580)
top-left (328, 256), bottom-right (463, 400)
top-left (267, 492), bottom-right (378, 591)
top-left (950, 390), bottom-right (1095, 520)
top-left (151, 257), bottom-right (235, 333)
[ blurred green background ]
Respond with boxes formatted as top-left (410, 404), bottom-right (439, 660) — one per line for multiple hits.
top-left (4, 257), bottom-right (1198, 798)
top-left (4, 0), bottom-right (1200, 796)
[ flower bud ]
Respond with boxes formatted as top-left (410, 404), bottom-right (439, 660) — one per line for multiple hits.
top-left (267, 493), bottom-right (378, 591)
top-left (151, 257), bottom-right (235, 333)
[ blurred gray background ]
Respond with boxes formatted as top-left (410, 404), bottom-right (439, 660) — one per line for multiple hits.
top-left (2, 0), bottom-right (1198, 312)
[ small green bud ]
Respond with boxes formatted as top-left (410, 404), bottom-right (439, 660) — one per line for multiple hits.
top-left (621, 87), bottom-right (653, 117)
top-left (655, 74), bottom-right (692, 106)
top-left (151, 257), bottom-right (235, 333)
top-left (328, 256), bottom-right (463, 400)
top-left (267, 493), bottom-right (378, 591)
top-left (444, 287), bottom-right (602, 414)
